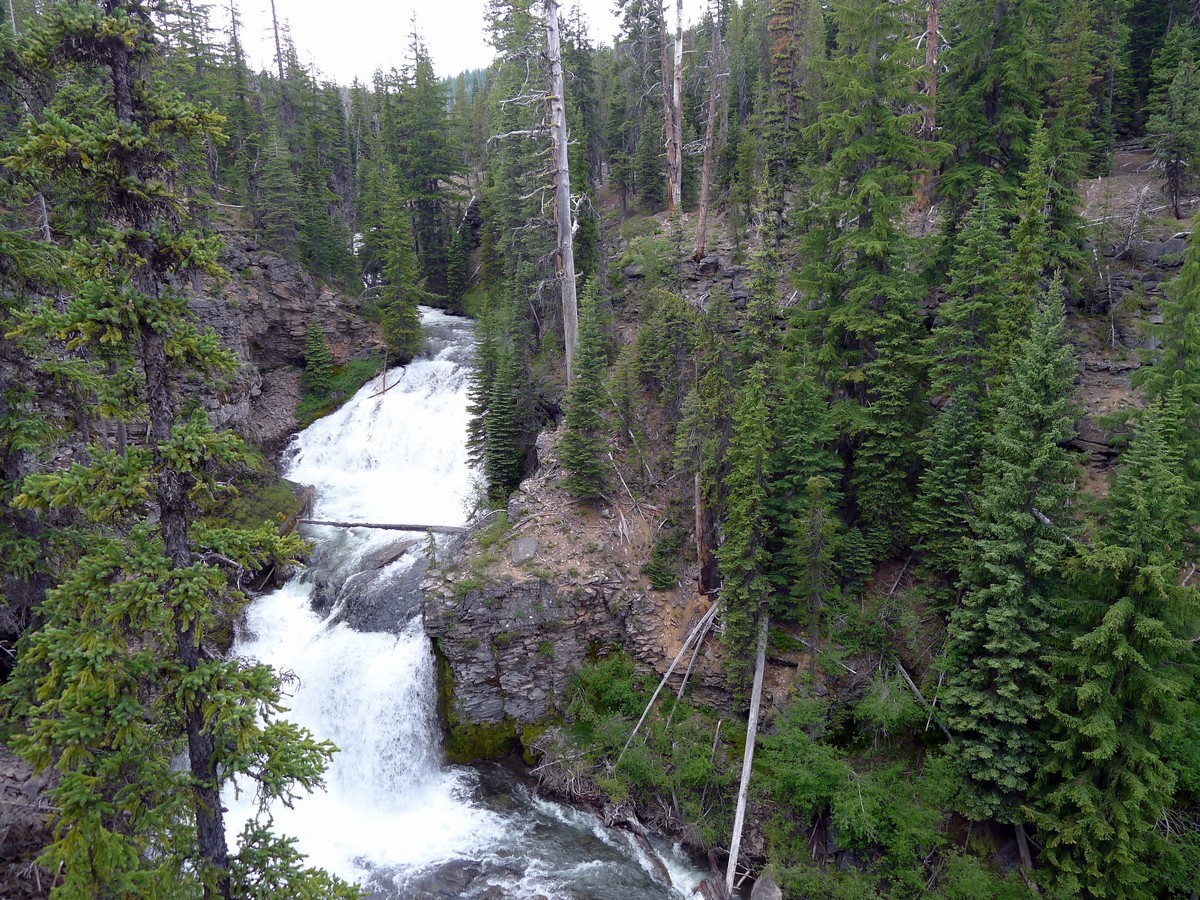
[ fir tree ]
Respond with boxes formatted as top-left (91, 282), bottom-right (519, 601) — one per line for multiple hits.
top-left (1147, 46), bottom-right (1200, 219)
top-left (0, 3), bottom-right (357, 895)
top-left (929, 174), bottom-right (1012, 407)
top-left (943, 283), bottom-right (1079, 831)
top-left (1035, 393), bottom-right (1197, 897)
top-left (1134, 228), bottom-right (1200, 505)
top-left (302, 316), bottom-right (334, 396)
top-left (911, 393), bottom-right (978, 589)
top-left (717, 361), bottom-right (776, 689)
top-left (559, 281), bottom-right (609, 500)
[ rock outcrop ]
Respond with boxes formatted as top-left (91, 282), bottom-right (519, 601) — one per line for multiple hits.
top-left (187, 226), bottom-right (379, 451)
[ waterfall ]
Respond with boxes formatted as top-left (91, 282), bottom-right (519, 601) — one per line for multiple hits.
top-left (227, 307), bottom-right (704, 898)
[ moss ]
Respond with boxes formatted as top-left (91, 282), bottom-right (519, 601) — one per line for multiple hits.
top-left (295, 356), bottom-right (384, 427)
top-left (434, 640), bottom-right (519, 763)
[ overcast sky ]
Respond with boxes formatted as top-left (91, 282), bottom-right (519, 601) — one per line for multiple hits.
top-left (220, 0), bottom-right (709, 84)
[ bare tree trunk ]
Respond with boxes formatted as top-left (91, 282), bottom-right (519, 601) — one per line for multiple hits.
top-left (693, 8), bottom-right (722, 262)
top-left (671, 0), bottom-right (684, 212)
top-left (725, 615), bottom-right (769, 897)
top-left (7, 2), bottom-right (52, 242)
top-left (658, 0), bottom-right (678, 213)
top-left (269, 0), bottom-right (285, 81)
top-left (545, 0), bottom-right (579, 381)
top-left (914, 0), bottom-right (939, 224)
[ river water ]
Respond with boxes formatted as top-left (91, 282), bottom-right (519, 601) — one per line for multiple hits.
top-left (226, 308), bottom-right (705, 899)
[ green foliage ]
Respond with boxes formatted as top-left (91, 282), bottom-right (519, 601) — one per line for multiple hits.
top-left (1147, 46), bottom-right (1200, 219)
top-left (1034, 394), bottom-right (1197, 898)
top-left (559, 280), bottom-right (610, 499)
top-left (944, 283), bottom-right (1079, 826)
top-left (0, 5), bottom-right (357, 894)
top-left (295, 357), bottom-right (384, 427)
top-left (302, 316), bottom-right (334, 396)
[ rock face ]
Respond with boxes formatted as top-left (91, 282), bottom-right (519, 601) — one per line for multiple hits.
top-left (188, 227), bottom-right (379, 451)
top-left (423, 427), bottom-right (729, 728)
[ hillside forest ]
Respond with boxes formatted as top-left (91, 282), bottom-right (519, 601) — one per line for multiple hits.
top-left (2, 0), bottom-right (1200, 897)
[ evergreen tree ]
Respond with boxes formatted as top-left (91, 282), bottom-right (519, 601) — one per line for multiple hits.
top-left (939, 0), bottom-right (1055, 212)
top-left (1035, 393), bottom-right (1197, 897)
top-left (0, 3), bottom-right (357, 895)
top-left (377, 199), bottom-right (425, 363)
top-left (1135, 226), bottom-right (1200, 519)
top-left (911, 393), bottom-right (978, 589)
top-left (717, 361), bottom-right (775, 689)
top-left (1147, 46), bottom-right (1200, 219)
top-left (559, 281), bottom-right (609, 499)
top-left (303, 316), bottom-right (334, 396)
top-left (929, 174), bottom-right (1012, 407)
top-left (796, 0), bottom-right (939, 553)
top-left (943, 283), bottom-right (1079, 830)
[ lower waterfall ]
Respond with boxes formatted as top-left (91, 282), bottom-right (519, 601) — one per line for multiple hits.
top-left (226, 308), bottom-right (704, 899)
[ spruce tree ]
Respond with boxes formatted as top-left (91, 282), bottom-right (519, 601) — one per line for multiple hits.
top-left (1135, 227), bottom-right (1200, 511)
top-left (796, 0), bottom-right (938, 553)
top-left (717, 361), bottom-right (776, 689)
top-left (1035, 393), bottom-right (1197, 897)
top-left (939, 0), bottom-right (1054, 212)
top-left (0, 2), bottom-right (357, 896)
top-left (911, 394), bottom-right (978, 589)
top-left (943, 283), bottom-right (1079, 831)
top-left (929, 174), bottom-right (1011, 407)
top-left (1147, 46), bottom-right (1200, 219)
top-left (559, 281), bottom-right (609, 500)
top-left (302, 316), bottom-right (334, 396)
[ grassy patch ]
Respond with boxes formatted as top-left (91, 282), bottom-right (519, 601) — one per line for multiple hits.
top-left (295, 356), bottom-right (384, 427)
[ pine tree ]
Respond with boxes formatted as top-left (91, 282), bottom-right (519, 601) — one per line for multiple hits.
top-left (929, 174), bottom-right (1012, 407)
top-left (1147, 46), bottom-right (1200, 219)
top-left (302, 316), bottom-right (334, 396)
top-left (796, 0), bottom-right (939, 553)
top-left (717, 360), bottom-right (776, 689)
top-left (378, 199), bottom-right (425, 362)
top-left (912, 393), bottom-right (978, 588)
top-left (1134, 227), bottom-right (1200, 499)
top-left (0, 3), bottom-right (357, 896)
top-left (939, 0), bottom-right (1055, 212)
top-left (943, 283), bottom-right (1079, 830)
top-left (559, 281), bottom-right (609, 499)
top-left (1035, 392), bottom-right (1196, 897)
top-left (483, 345), bottom-right (524, 503)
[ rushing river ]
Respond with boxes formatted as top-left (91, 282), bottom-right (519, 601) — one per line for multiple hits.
top-left (226, 308), bottom-right (705, 899)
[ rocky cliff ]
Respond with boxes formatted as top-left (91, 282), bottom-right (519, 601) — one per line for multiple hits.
top-left (189, 224), bottom-right (380, 453)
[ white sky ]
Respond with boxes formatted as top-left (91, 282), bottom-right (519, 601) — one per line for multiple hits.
top-left (220, 0), bottom-right (708, 84)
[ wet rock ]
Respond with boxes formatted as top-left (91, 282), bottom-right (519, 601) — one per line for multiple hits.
top-left (511, 537), bottom-right (539, 565)
top-left (362, 538), bottom-right (419, 571)
top-left (750, 869), bottom-right (783, 900)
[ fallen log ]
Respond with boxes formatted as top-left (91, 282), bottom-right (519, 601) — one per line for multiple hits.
top-left (297, 519), bottom-right (468, 534)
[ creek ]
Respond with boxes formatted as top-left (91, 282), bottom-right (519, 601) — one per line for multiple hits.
top-left (225, 307), bottom-right (705, 899)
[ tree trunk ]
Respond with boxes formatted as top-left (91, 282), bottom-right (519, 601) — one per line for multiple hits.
top-left (7, 2), bottom-right (52, 242)
top-left (914, 0), bottom-right (939, 225)
top-left (671, 0), bottom-right (684, 213)
top-left (545, 0), bottom-right (579, 381)
top-left (659, 0), bottom-right (678, 213)
top-left (693, 10), bottom-right (722, 262)
top-left (725, 614), bottom-right (769, 897)
top-left (107, 8), bottom-right (231, 892)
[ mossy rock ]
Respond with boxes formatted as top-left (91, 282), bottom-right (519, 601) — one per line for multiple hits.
top-left (434, 640), bottom-right (519, 763)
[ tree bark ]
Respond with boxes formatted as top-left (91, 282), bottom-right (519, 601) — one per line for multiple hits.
top-left (544, 0), bottom-right (579, 381)
top-left (914, 0), bottom-right (939, 225)
top-left (106, 5), bottom-right (230, 892)
top-left (725, 615), bottom-right (769, 897)
top-left (671, 0), bottom-right (684, 213)
top-left (693, 10), bottom-right (722, 262)
top-left (658, 0), bottom-right (679, 213)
